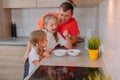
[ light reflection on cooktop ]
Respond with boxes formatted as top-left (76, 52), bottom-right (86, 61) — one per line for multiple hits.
top-left (28, 65), bottom-right (103, 80)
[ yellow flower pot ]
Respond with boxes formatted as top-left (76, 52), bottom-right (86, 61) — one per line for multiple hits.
top-left (88, 49), bottom-right (99, 60)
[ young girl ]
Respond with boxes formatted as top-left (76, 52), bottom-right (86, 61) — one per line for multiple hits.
top-left (28, 30), bottom-right (50, 74)
top-left (42, 14), bottom-right (72, 49)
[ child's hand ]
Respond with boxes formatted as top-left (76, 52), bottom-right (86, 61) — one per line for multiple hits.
top-left (43, 52), bottom-right (50, 57)
top-left (42, 49), bottom-right (51, 57)
top-left (63, 30), bottom-right (71, 38)
top-left (47, 48), bottom-right (53, 53)
top-left (40, 49), bottom-right (52, 60)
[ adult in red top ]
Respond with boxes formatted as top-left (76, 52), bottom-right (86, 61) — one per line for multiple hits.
top-left (36, 2), bottom-right (80, 45)
top-left (37, 12), bottom-right (79, 41)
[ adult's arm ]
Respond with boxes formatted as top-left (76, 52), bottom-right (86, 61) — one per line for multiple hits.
top-left (64, 36), bottom-right (72, 49)
top-left (71, 35), bottom-right (78, 45)
top-left (69, 18), bottom-right (79, 45)
top-left (22, 41), bottom-right (31, 64)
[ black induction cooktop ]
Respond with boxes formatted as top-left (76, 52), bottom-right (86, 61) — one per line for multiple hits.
top-left (28, 65), bottom-right (103, 80)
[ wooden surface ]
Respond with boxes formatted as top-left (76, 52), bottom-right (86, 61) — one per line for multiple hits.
top-left (3, 0), bottom-right (66, 8)
top-left (70, 0), bottom-right (104, 8)
top-left (3, 0), bottom-right (36, 8)
top-left (0, 46), bottom-right (26, 80)
top-left (37, 0), bottom-right (66, 7)
top-left (0, 0), bottom-right (11, 39)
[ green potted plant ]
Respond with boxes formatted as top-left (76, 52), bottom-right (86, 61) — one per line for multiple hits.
top-left (88, 36), bottom-right (101, 59)
top-left (87, 72), bottom-right (112, 80)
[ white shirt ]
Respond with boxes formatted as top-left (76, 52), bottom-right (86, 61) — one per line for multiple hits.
top-left (42, 29), bottom-right (66, 49)
top-left (28, 48), bottom-right (39, 74)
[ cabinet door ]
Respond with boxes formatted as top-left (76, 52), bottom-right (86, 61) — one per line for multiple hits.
top-left (0, 0), bottom-right (3, 38)
top-left (3, 0), bottom-right (36, 8)
top-left (0, 46), bottom-right (26, 79)
top-left (37, 0), bottom-right (66, 7)
top-left (0, 0), bottom-right (11, 39)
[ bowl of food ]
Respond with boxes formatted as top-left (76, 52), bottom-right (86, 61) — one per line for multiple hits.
top-left (67, 49), bottom-right (81, 56)
top-left (52, 49), bottom-right (67, 57)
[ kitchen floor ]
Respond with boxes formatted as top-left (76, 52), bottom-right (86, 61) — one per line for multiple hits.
top-left (0, 46), bottom-right (26, 80)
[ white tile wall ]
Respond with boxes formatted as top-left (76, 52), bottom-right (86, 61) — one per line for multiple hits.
top-left (74, 7), bottom-right (97, 36)
top-left (11, 7), bottom-right (97, 37)
top-left (99, 0), bottom-right (120, 79)
top-left (11, 8), bottom-right (58, 36)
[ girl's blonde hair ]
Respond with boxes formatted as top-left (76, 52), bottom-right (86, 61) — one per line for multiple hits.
top-left (29, 30), bottom-right (46, 55)
top-left (43, 14), bottom-right (57, 26)
top-left (43, 14), bottom-right (58, 42)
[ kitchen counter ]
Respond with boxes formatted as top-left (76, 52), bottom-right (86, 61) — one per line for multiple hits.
top-left (0, 37), bottom-right (28, 46)
top-left (24, 42), bottom-right (108, 80)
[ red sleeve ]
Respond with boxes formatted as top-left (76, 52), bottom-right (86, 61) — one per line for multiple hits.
top-left (37, 15), bottom-right (44, 29)
top-left (69, 18), bottom-right (80, 36)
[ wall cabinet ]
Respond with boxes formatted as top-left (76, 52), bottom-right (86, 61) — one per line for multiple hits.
top-left (37, 0), bottom-right (66, 7)
top-left (0, 0), bottom-right (11, 39)
top-left (3, 0), bottom-right (36, 8)
top-left (3, 0), bottom-right (67, 8)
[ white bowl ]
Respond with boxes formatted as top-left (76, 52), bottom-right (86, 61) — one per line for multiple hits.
top-left (52, 49), bottom-right (67, 57)
top-left (67, 49), bottom-right (81, 56)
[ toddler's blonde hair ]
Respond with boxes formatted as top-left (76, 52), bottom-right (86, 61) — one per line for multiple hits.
top-left (29, 30), bottom-right (46, 55)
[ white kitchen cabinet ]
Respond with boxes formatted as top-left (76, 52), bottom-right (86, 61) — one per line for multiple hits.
top-left (3, 0), bottom-right (36, 8)
top-left (36, 0), bottom-right (66, 7)
top-left (3, 0), bottom-right (67, 8)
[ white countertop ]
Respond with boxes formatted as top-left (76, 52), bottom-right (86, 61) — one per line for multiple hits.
top-left (24, 42), bottom-right (108, 80)
top-left (0, 37), bottom-right (28, 46)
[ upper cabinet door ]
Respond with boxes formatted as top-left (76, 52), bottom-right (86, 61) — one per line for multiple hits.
top-left (37, 0), bottom-right (66, 7)
top-left (3, 0), bottom-right (36, 8)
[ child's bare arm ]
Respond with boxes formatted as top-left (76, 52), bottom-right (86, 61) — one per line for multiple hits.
top-left (42, 49), bottom-right (52, 57)
top-left (33, 49), bottom-right (52, 66)
top-left (33, 60), bottom-right (41, 66)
